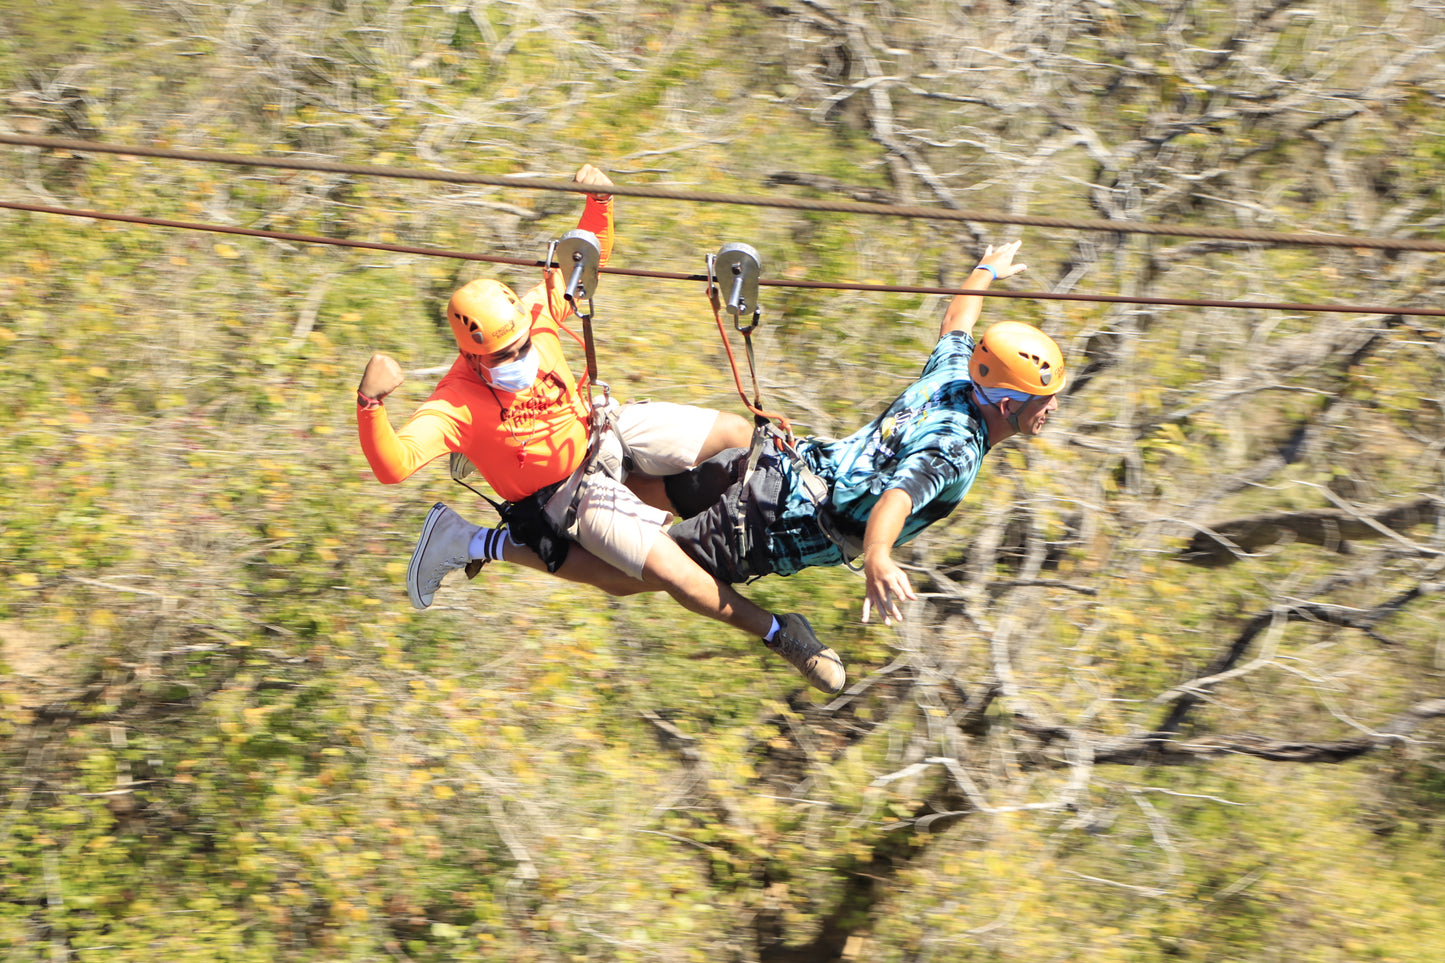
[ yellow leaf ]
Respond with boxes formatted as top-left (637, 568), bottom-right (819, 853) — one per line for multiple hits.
top-left (214, 243), bottom-right (241, 259)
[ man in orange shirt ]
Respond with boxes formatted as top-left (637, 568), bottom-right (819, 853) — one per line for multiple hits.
top-left (355, 164), bottom-right (845, 694)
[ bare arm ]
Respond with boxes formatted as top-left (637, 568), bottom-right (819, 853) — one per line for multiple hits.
top-left (938, 240), bottom-right (1027, 340)
top-left (860, 487), bottom-right (917, 625)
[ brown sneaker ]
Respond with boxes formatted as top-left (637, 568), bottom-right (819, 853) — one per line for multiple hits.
top-left (765, 613), bottom-right (846, 694)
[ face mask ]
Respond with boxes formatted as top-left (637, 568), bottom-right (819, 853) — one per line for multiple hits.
top-left (482, 344), bottom-right (540, 393)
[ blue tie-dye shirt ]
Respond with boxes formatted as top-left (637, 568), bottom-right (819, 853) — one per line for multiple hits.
top-left (766, 331), bottom-right (990, 575)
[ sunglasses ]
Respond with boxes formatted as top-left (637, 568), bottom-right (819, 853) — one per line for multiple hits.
top-left (477, 334), bottom-right (533, 368)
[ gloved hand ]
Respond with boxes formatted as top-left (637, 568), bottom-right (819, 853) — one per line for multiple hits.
top-left (357, 353), bottom-right (404, 405)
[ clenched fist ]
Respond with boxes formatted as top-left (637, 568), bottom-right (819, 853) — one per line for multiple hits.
top-left (573, 163), bottom-right (613, 202)
top-left (358, 353), bottom-right (404, 404)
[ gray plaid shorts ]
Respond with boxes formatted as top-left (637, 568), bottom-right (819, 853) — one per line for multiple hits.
top-left (664, 445), bottom-right (787, 584)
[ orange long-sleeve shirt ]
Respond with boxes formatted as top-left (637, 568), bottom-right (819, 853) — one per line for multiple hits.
top-left (357, 195), bottom-right (613, 502)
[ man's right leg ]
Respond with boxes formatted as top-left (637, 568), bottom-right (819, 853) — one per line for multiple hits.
top-left (637, 532), bottom-right (769, 636)
top-left (457, 408), bottom-right (748, 543)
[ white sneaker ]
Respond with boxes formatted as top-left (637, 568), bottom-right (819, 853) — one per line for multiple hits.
top-left (407, 503), bottom-right (479, 609)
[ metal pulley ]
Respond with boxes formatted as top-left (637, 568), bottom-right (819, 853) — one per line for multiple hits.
top-left (708, 242), bottom-right (762, 333)
top-left (543, 228), bottom-right (605, 393)
top-left (550, 228), bottom-right (601, 309)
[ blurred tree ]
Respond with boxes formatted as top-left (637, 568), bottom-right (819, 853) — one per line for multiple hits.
top-left (1, 0), bottom-right (1442, 961)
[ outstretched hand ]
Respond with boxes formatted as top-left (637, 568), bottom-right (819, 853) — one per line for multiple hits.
top-left (358, 353), bottom-right (404, 403)
top-left (978, 239), bottom-right (1027, 281)
top-left (861, 552), bottom-right (917, 626)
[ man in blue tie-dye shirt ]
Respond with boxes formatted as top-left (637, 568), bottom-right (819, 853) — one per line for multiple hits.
top-left (666, 240), bottom-right (1067, 626)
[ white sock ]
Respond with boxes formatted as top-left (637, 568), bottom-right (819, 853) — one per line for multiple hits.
top-left (763, 616), bottom-right (781, 642)
top-left (468, 525), bottom-right (508, 562)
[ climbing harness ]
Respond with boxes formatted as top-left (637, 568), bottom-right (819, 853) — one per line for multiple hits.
top-left (704, 244), bottom-right (857, 569)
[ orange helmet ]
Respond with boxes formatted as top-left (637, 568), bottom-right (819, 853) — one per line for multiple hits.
top-left (969, 321), bottom-right (1066, 396)
top-left (447, 279), bottom-right (527, 356)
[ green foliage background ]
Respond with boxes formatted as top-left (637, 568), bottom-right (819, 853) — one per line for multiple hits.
top-left (2, 1), bottom-right (1443, 961)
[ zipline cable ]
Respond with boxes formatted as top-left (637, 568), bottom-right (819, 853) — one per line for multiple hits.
top-left (4, 199), bottom-right (1443, 319)
top-left (5, 133), bottom-right (1445, 253)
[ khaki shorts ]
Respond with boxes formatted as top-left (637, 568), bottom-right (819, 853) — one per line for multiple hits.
top-left (543, 401), bottom-right (719, 579)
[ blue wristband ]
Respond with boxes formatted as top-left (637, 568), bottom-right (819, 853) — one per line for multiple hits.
top-left (975, 263), bottom-right (998, 281)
